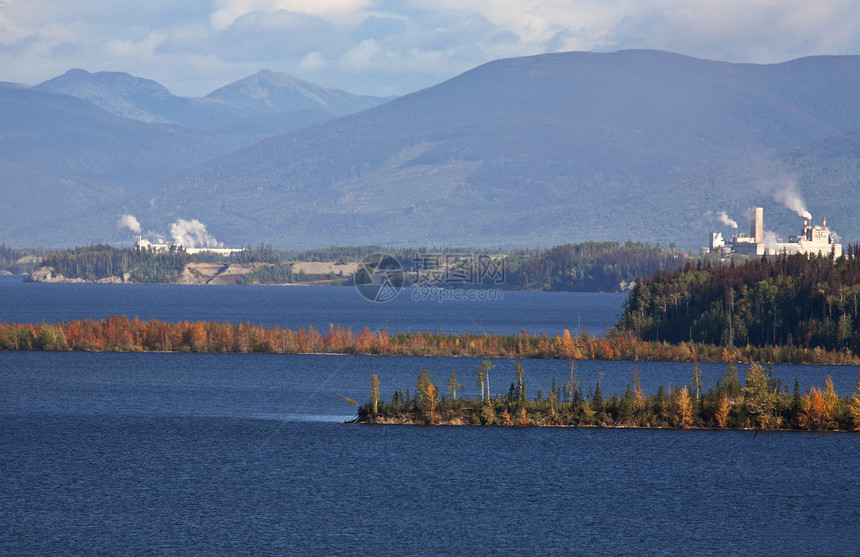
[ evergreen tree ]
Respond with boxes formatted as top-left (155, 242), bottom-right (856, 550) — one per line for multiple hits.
top-left (593, 380), bottom-right (604, 410)
top-left (514, 360), bottom-right (526, 402)
top-left (744, 363), bottom-right (777, 428)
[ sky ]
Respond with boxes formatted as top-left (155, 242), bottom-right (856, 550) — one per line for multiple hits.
top-left (2, 0), bottom-right (860, 97)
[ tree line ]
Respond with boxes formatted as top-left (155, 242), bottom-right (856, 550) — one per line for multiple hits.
top-left (617, 248), bottom-right (860, 352)
top-left (357, 360), bottom-right (860, 431)
top-left (504, 241), bottom-right (682, 292)
top-left (2, 316), bottom-right (860, 365)
top-left (38, 244), bottom-right (191, 282)
top-left (27, 241), bottom-right (682, 291)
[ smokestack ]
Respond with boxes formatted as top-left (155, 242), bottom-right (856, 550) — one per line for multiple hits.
top-left (750, 207), bottom-right (763, 243)
top-left (823, 217), bottom-right (827, 228)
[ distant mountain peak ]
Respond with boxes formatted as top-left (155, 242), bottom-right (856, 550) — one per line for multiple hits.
top-left (213, 70), bottom-right (324, 107)
top-left (39, 68), bottom-right (174, 97)
top-left (33, 69), bottom-right (178, 123)
top-left (205, 70), bottom-right (390, 116)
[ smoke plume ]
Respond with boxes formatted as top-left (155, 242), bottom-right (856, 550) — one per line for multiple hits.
top-left (717, 210), bottom-right (738, 229)
top-left (756, 175), bottom-right (812, 219)
top-left (761, 230), bottom-right (780, 254)
top-left (169, 218), bottom-right (221, 248)
top-left (117, 214), bottom-right (141, 235)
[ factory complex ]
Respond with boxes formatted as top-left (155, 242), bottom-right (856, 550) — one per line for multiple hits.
top-left (709, 207), bottom-right (842, 258)
top-left (136, 237), bottom-right (244, 256)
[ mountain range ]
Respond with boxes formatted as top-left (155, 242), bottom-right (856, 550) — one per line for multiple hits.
top-left (4, 50), bottom-right (860, 249)
top-left (33, 68), bottom-right (391, 126)
top-left (1, 69), bottom-right (390, 245)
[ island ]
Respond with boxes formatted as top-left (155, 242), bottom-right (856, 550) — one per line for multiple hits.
top-left (354, 362), bottom-right (860, 432)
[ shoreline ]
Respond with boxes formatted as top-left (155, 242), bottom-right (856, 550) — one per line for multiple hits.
top-left (350, 417), bottom-right (858, 433)
top-left (2, 315), bottom-right (860, 366)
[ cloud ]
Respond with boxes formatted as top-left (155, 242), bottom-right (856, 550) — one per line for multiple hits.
top-left (298, 51), bottom-right (330, 72)
top-left (210, 0), bottom-right (370, 29)
top-left (2, 0), bottom-right (860, 96)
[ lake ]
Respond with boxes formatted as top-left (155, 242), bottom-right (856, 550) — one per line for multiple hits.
top-left (0, 275), bottom-right (625, 335)
top-left (1, 277), bottom-right (858, 555)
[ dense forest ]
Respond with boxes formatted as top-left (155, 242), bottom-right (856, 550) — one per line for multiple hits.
top-left (228, 244), bottom-right (499, 265)
top-left (2, 316), bottom-right (859, 365)
top-left (357, 362), bottom-right (860, 431)
top-left (617, 248), bottom-right (860, 352)
top-left (38, 244), bottom-right (191, 283)
top-left (503, 241), bottom-right (682, 292)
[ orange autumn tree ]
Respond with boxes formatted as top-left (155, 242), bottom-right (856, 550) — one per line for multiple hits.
top-left (714, 395), bottom-right (730, 428)
top-left (674, 386), bottom-right (694, 428)
top-left (798, 386), bottom-right (828, 431)
top-left (799, 376), bottom-right (841, 431)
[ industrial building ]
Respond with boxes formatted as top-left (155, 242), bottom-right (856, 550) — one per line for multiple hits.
top-left (709, 207), bottom-right (842, 258)
top-left (136, 237), bottom-right (244, 256)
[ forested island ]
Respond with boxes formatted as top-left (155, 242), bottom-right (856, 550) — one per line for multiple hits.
top-left (354, 362), bottom-right (860, 431)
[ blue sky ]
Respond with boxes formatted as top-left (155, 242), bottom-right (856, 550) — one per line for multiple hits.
top-left (2, 0), bottom-right (860, 97)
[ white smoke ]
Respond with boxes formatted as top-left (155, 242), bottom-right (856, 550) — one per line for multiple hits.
top-left (169, 218), bottom-right (222, 249)
top-left (146, 232), bottom-right (167, 243)
top-left (761, 230), bottom-right (780, 254)
top-left (756, 174), bottom-right (812, 219)
top-left (717, 210), bottom-right (738, 229)
top-left (117, 214), bottom-right (141, 235)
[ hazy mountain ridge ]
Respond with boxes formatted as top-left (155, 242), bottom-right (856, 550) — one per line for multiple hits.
top-left (32, 68), bottom-right (392, 127)
top-left (0, 86), bottom-right (242, 235)
top-left (1, 70), bottom-right (394, 244)
top-left (5, 50), bottom-right (860, 248)
top-left (34, 69), bottom-right (191, 124)
top-left (205, 70), bottom-right (394, 117)
top-left (117, 50), bottom-right (860, 248)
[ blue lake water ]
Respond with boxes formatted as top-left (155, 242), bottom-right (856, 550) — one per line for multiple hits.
top-left (1, 277), bottom-right (859, 554)
top-left (0, 275), bottom-right (624, 335)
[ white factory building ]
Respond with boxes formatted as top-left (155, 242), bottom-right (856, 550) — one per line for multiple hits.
top-left (710, 207), bottom-right (842, 258)
top-left (136, 237), bottom-right (245, 256)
